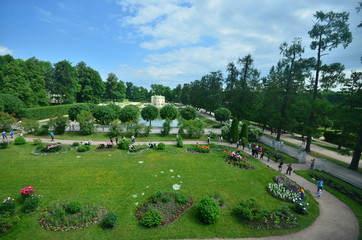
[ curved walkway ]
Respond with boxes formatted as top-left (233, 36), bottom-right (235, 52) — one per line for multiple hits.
top-left (23, 136), bottom-right (360, 240)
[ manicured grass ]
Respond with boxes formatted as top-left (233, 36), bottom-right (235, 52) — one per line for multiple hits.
top-left (196, 113), bottom-right (218, 127)
top-left (0, 144), bottom-right (318, 239)
top-left (294, 170), bottom-right (362, 240)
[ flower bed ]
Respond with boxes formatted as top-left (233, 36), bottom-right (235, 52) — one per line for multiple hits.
top-left (38, 202), bottom-right (107, 232)
top-left (267, 176), bottom-right (301, 202)
top-left (128, 144), bottom-right (149, 154)
top-left (95, 142), bottom-right (117, 152)
top-left (224, 151), bottom-right (254, 169)
top-left (32, 144), bottom-right (72, 155)
top-left (186, 144), bottom-right (210, 153)
top-left (135, 191), bottom-right (193, 227)
top-left (235, 198), bottom-right (298, 230)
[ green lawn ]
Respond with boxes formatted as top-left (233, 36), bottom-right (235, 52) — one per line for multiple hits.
top-left (0, 144), bottom-right (319, 239)
top-left (294, 170), bottom-right (362, 240)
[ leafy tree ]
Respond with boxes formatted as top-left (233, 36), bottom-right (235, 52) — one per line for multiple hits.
top-left (93, 105), bottom-right (116, 125)
top-left (141, 105), bottom-right (159, 126)
top-left (20, 118), bottom-right (39, 133)
top-left (230, 117), bottom-right (239, 143)
top-left (161, 118), bottom-right (171, 136)
top-left (53, 60), bottom-right (79, 104)
top-left (109, 121), bottom-right (123, 137)
top-left (181, 83), bottom-right (191, 105)
top-left (172, 84), bottom-right (182, 103)
top-left (76, 61), bottom-right (105, 103)
top-left (119, 105), bottom-right (139, 128)
top-left (214, 107), bottom-right (231, 123)
top-left (77, 110), bottom-right (94, 135)
top-left (182, 119), bottom-right (206, 138)
top-left (240, 122), bottom-right (249, 142)
top-left (49, 114), bottom-right (68, 134)
top-left (150, 84), bottom-right (172, 101)
top-left (337, 71), bottom-right (362, 171)
top-left (105, 73), bottom-right (126, 102)
top-left (305, 11), bottom-right (352, 152)
top-left (160, 105), bottom-right (178, 120)
top-left (68, 104), bottom-right (91, 121)
top-left (180, 106), bottom-right (197, 120)
top-left (0, 94), bottom-right (24, 115)
top-left (0, 112), bottom-right (17, 131)
top-left (107, 103), bottom-right (121, 117)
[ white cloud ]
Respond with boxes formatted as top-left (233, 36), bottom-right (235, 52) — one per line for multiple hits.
top-left (113, 0), bottom-right (362, 87)
top-left (0, 46), bottom-right (13, 56)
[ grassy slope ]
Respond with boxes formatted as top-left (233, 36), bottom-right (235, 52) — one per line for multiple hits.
top-left (0, 144), bottom-right (318, 240)
top-left (295, 170), bottom-right (362, 240)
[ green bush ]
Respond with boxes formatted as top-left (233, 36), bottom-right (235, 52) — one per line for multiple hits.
top-left (140, 208), bottom-right (162, 227)
top-left (77, 145), bottom-right (90, 152)
top-left (14, 136), bottom-right (26, 145)
top-left (72, 142), bottom-right (80, 147)
top-left (176, 136), bottom-right (183, 148)
top-left (175, 193), bottom-right (188, 204)
top-left (294, 200), bottom-right (309, 215)
top-left (157, 143), bottom-right (166, 150)
top-left (23, 196), bottom-right (40, 213)
top-left (32, 138), bottom-right (42, 145)
top-left (109, 122), bottom-right (123, 137)
top-left (20, 104), bottom-right (79, 120)
top-left (0, 140), bottom-right (9, 149)
top-left (118, 139), bottom-right (131, 150)
top-left (66, 201), bottom-right (83, 214)
top-left (0, 198), bottom-right (16, 215)
top-left (0, 214), bottom-right (20, 234)
top-left (101, 212), bottom-right (118, 229)
top-left (197, 196), bottom-right (220, 224)
top-left (36, 124), bottom-right (49, 136)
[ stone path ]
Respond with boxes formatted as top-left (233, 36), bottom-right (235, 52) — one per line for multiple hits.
top-left (22, 136), bottom-right (360, 240)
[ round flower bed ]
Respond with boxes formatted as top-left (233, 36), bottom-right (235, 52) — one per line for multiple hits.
top-left (186, 144), bottom-right (210, 153)
top-left (38, 202), bottom-right (107, 232)
top-left (267, 176), bottom-right (301, 202)
top-left (224, 151), bottom-right (255, 169)
top-left (135, 191), bottom-right (193, 227)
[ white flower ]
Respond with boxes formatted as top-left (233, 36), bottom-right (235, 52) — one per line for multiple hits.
top-left (172, 184), bottom-right (181, 190)
top-left (138, 161), bottom-right (144, 164)
top-left (76, 156), bottom-right (81, 158)
top-left (160, 171), bottom-right (164, 173)
top-left (141, 192), bottom-right (145, 196)
top-left (177, 175), bottom-right (181, 178)
top-left (135, 202), bottom-right (139, 206)
top-left (132, 194), bottom-right (137, 198)
top-left (170, 169), bottom-right (174, 172)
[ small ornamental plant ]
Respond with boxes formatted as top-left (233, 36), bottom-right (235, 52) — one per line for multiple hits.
top-left (0, 140), bottom-right (9, 149)
top-left (101, 212), bottom-right (118, 229)
top-left (42, 144), bottom-right (63, 153)
top-left (106, 142), bottom-right (114, 148)
top-left (267, 176), bottom-right (301, 202)
top-left (98, 143), bottom-right (106, 149)
top-left (294, 200), bottom-right (309, 215)
top-left (23, 195), bottom-right (42, 213)
top-left (0, 197), bottom-right (16, 215)
top-left (224, 151), bottom-right (255, 169)
top-left (197, 196), bottom-right (221, 224)
top-left (20, 186), bottom-right (35, 202)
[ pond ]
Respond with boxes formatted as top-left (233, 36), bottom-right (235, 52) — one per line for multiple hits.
top-left (137, 118), bottom-right (179, 127)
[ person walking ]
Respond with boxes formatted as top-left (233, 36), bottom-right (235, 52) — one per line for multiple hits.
top-left (50, 132), bottom-right (55, 141)
top-left (310, 158), bottom-right (315, 170)
top-left (286, 163), bottom-right (293, 175)
top-left (236, 140), bottom-right (240, 148)
top-left (317, 180), bottom-right (324, 192)
top-left (300, 188), bottom-right (305, 200)
top-left (278, 159), bottom-right (284, 172)
top-left (115, 137), bottom-right (118, 144)
top-left (110, 136), bottom-right (113, 144)
top-left (131, 135), bottom-right (135, 144)
top-left (10, 130), bottom-right (14, 138)
top-left (2, 131), bottom-right (7, 139)
top-left (207, 136), bottom-right (210, 144)
top-left (241, 141), bottom-right (245, 150)
top-left (317, 189), bottom-right (323, 198)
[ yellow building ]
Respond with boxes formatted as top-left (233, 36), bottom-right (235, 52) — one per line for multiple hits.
top-left (151, 95), bottom-right (165, 106)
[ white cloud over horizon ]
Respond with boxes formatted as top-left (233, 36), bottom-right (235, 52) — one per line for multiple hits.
top-left (0, 45), bottom-right (13, 56)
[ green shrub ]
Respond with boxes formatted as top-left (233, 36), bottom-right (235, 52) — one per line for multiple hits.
top-left (0, 140), bottom-right (9, 149)
top-left (294, 200), bottom-right (309, 215)
top-left (0, 214), bottom-right (20, 234)
top-left (234, 199), bottom-right (260, 221)
top-left (72, 142), bottom-right (80, 147)
top-left (32, 138), bottom-right (42, 145)
top-left (197, 196), bottom-right (220, 224)
top-left (14, 136), bottom-right (26, 145)
top-left (36, 124), bottom-right (49, 136)
top-left (0, 198), bottom-right (16, 215)
top-left (23, 196), bottom-right (40, 213)
top-left (157, 143), bottom-right (166, 150)
top-left (140, 208), bottom-right (162, 227)
top-left (160, 194), bottom-right (170, 203)
top-left (175, 193), bottom-right (188, 204)
top-left (77, 145), bottom-right (90, 152)
top-left (101, 212), bottom-right (118, 229)
top-left (20, 104), bottom-right (78, 121)
top-left (118, 138), bottom-right (131, 150)
top-left (66, 201), bottom-right (83, 214)
top-left (176, 136), bottom-right (183, 148)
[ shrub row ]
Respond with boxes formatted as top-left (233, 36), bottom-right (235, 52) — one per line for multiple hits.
top-left (18, 104), bottom-right (87, 120)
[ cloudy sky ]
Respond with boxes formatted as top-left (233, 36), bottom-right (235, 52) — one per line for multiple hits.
top-left (0, 0), bottom-right (361, 88)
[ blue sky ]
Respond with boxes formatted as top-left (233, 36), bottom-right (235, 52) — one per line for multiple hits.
top-left (0, 0), bottom-right (361, 88)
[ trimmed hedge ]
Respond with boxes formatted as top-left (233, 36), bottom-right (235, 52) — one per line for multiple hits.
top-left (18, 104), bottom-right (88, 120)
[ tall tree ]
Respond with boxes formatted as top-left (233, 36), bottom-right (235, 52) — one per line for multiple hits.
top-left (76, 61), bottom-right (105, 103)
top-left (141, 105), bottom-right (159, 126)
top-left (305, 11), bottom-right (352, 152)
top-left (105, 73), bottom-right (126, 102)
top-left (53, 60), bottom-right (79, 104)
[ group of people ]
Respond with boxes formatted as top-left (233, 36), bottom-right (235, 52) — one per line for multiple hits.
top-left (2, 130), bottom-right (14, 139)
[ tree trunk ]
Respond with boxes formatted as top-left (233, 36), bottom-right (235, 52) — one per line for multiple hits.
top-left (276, 128), bottom-right (282, 141)
top-left (348, 131), bottom-right (362, 171)
top-left (305, 135), bottom-right (312, 152)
